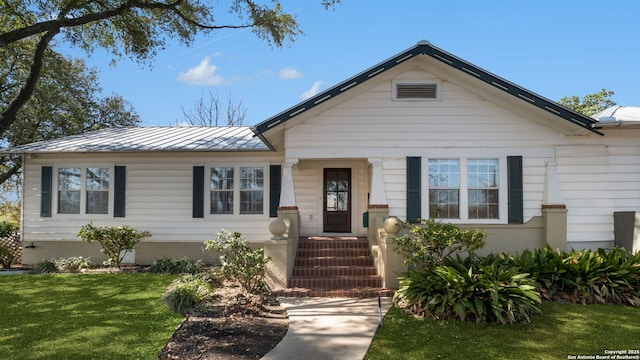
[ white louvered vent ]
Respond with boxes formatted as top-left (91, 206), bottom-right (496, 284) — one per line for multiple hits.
top-left (396, 83), bottom-right (438, 99)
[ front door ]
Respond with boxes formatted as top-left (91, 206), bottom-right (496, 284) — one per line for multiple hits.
top-left (323, 168), bottom-right (351, 233)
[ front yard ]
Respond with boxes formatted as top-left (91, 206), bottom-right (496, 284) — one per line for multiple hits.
top-left (366, 303), bottom-right (640, 359)
top-left (0, 273), bottom-right (182, 360)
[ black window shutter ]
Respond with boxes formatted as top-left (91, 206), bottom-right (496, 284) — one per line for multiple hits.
top-left (269, 165), bottom-right (281, 217)
top-left (114, 166), bottom-right (126, 217)
top-left (507, 156), bottom-right (524, 224)
top-left (40, 166), bottom-right (52, 217)
top-left (193, 166), bottom-right (205, 218)
top-left (406, 157), bottom-right (421, 223)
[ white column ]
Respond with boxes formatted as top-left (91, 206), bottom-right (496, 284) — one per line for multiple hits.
top-left (543, 161), bottom-right (564, 205)
top-left (368, 158), bottom-right (388, 205)
top-left (279, 158), bottom-right (298, 208)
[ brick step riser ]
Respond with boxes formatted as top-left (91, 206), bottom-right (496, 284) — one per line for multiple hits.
top-left (289, 277), bottom-right (382, 289)
top-left (293, 267), bottom-right (378, 277)
top-left (296, 248), bottom-right (372, 258)
top-left (297, 241), bottom-right (370, 250)
top-left (294, 257), bottom-right (374, 267)
top-left (273, 289), bottom-right (395, 298)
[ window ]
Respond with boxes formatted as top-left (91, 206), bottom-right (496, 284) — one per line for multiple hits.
top-left (467, 159), bottom-right (499, 219)
top-left (210, 166), bottom-right (265, 215)
top-left (57, 167), bottom-right (111, 215)
top-left (211, 167), bottom-right (234, 214)
top-left (58, 168), bottom-right (81, 214)
top-left (428, 159), bottom-right (459, 218)
top-left (86, 168), bottom-right (110, 214)
top-left (427, 158), bottom-right (502, 221)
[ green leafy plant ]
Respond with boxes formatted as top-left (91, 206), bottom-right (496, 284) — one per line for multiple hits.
top-left (34, 256), bottom-right (94, 273)
top-left (161, 274), bottom-right (214, 314)
top-left (149, 256), bottom-right (206, 275)
top-left (393, 217), bottom-right (486, 268)
top-left (396, 254), bottom-right (541, 324)
top-left (77, 223), bottom-right (151, 268)
top-left (204, 230), bottom-right (269, 294)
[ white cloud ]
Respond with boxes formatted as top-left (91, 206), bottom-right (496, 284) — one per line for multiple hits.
top-left (300, 81), bottom-right (323, 100)
top-left (279, 67), bottom-right (303, 80)
top-left (177, 56), bottom-right (224, 85)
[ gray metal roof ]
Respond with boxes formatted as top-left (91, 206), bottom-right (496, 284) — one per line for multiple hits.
top-left (1, 126), bottom-right (270, 154)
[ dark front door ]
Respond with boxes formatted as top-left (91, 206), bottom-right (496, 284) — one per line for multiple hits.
top-left (323, 168), bottom-right (351, 233)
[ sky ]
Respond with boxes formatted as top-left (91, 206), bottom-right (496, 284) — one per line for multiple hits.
top-left (57, 1), bottom-right (640, 127)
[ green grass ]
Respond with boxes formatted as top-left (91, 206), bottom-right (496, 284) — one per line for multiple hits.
top-left (366, 303), bottom-right (640, 360)
top-left (0, 273), bottom-right (183, 360)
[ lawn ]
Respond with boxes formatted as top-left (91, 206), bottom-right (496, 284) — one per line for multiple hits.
top-left (0, 273), bottom-right (183, 360)
top-left (366, 303), bottom-right (640, 360)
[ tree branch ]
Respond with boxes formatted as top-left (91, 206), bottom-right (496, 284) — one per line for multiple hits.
top-left (0, 157), bottom-right (23, 186)
top-left (0, 29), bottom-right (59, 136)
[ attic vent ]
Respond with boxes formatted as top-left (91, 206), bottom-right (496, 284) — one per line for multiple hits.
top-left (396, 83), bottom-right (438, 99)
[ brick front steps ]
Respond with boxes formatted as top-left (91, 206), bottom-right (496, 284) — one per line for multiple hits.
top-left (272, 236), bottom-right (395, 298)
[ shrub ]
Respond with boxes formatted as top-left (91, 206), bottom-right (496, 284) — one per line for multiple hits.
top-left (393, 217), bottom-right (486, 268)
top-left (396, 254), bottom-right (541, 324)
top-left (34, 256), bottom-right (93, 273)
top-left (149, 256), bottom-right (206, 275)
top-left (161, 274), bottom-right (214, 314)
top-left (204, 230), bottom-right (269, 294)
top-left (513, 246), bottom-right (640, 306)
top-left (35, 259), bottom-right (58, 274)
top-left (77, 223), bottom-right (151, 268)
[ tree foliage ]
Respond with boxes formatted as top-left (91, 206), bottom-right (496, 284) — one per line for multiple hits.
top-left (1, 42), bottom-right (140, 190)
top-left (178, 91), bottom-right (248, 126)
top-left (558, 88), bottom-right (617, 116)
top-left (0, 0), bottom-right (341, 137)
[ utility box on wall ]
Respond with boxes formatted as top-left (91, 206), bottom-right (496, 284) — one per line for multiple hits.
top-left (613, 212), bottom-right (640, 253)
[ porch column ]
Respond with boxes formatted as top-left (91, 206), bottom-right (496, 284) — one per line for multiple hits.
top-left (543, 161), bottom-right (567, 250)
top-left (368, 158), bottom-right (387, 206)
top-left (279, 159), bottom-right (298, 208)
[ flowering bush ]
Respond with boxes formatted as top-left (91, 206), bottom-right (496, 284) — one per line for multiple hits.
top-left (77, 223), bottom-right (151, 268)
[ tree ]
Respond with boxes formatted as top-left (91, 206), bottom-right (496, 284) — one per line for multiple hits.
top-left (0, 47), bottom-right (140, 190)
top-left (0, 0), bottom-right (341, 137)
top-left (558, 88), bottom-right (617, 116)
top-left (178, 91), bottom-right (248, 126)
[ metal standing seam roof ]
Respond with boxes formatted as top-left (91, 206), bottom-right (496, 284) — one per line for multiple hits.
top-left (252, 40), bottom-right (603, 136)
top-left (0, 126), bottom-right (270, 153)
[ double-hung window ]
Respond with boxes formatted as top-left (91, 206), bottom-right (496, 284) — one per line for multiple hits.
top-left (427, 158), bottom-right (505, 223)
top-left (57, 166), bottom-right (111, 215)
top-left (210, 165), bottom-right (265, 215)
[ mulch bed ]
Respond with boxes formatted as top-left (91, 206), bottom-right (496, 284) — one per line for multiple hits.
top-left (157, 284), bottom-right (289, 360)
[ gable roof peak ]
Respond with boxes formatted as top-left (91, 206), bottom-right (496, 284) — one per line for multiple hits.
top-left (417, 39), bottom-right (431, 45)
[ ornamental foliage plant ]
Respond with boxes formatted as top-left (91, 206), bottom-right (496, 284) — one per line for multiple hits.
top-left (77, 223), bottom-right (151, 268)
top-left (393, 217), bottom-right (486, 268)
top-left (204, 230), bottom-right (269, 294)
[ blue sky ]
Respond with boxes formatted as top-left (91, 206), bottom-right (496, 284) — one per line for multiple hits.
top-left (59, 1), bottom-right (640, 127)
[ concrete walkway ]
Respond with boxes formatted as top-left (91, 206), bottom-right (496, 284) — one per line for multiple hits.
top-left (261, 297), bottom-right (393, 360)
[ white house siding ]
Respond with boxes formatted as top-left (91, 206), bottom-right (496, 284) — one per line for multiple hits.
top-left (21, 151), bottom-right (284, 249)
top-left (282, 65), bottom-right (640, 249)
top-left (555, 142), bottom-right (640, 249)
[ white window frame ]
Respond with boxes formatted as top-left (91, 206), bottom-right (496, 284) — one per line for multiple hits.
top-left (206, 162), bottom-right (269, 218)
top-left (52, 164), bottom-right (114, 218)
top-left (392, 80), bottom-right (441, 101)
top-left (422, 157), bottom-right (508, 224)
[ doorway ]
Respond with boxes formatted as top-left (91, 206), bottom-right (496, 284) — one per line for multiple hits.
top-left (323, 168), bottom-right (351, 233)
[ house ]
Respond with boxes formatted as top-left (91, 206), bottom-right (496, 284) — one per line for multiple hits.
top-left (4, 41), bottom-right (640, 289)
